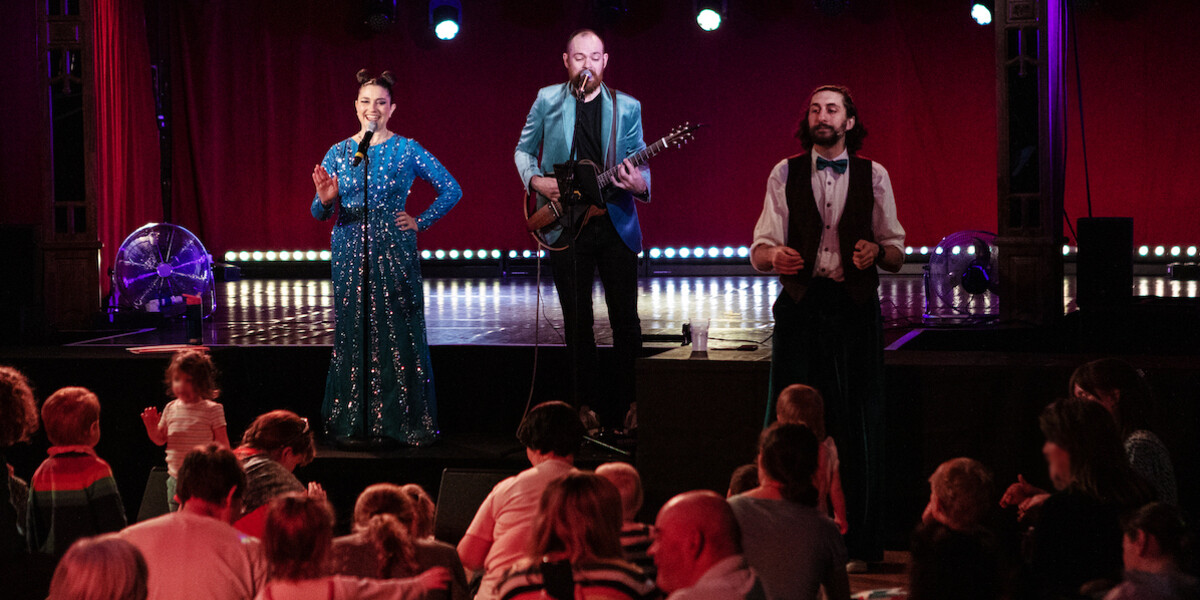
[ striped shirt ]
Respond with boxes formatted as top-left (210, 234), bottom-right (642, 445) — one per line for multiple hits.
top-left (27, 445), bottom-right (126, 555)
top-left (162, 399), bottom-right (226, 476)
top-left (496, 559), bottom-right (657, 600)
top-left (620, 522), bottom-right (655, 581)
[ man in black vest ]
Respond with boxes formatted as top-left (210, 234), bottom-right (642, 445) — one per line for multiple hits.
top-left (750, 85), bottom-right (905, 570)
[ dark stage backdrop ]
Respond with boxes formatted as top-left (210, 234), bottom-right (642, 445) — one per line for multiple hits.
top-left (48, 0), bottom-right (1200, 268)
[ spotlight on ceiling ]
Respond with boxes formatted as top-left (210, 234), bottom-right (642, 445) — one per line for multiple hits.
top-left (695, 0), bottom-right (726, 31)
top-left (971, 1), bottom-right (994, 25)
top-left (363, 0), bottom-right (397, 33)
top-left (429, 0), bottom-right (461, 41)
top-left (813, 0), bottom-right (850, 17)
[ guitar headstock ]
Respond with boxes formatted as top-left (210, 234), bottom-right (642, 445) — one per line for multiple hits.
top-left (665, 122), bottom-right (705, 148)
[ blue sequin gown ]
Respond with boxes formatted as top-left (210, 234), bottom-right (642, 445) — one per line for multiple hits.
top-left (311, 136), bottom-right (461, 444)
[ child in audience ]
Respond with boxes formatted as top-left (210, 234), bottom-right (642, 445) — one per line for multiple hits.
top-left (596, 462), bottom-right (655, 579)
top-left (727, 463), bottom-right (759, 497)
top-left (909, 458), bottom-right (1005, 600)
top-left (258, 492), bottom-right (449, 600)
top-left (401, 483), bottom-right (437, 540)
top-left (27, 387), bottom-right (126, 556)
top-left (776, 384), bottom-right (847, 534)
top-left (331, 483), bottom-right (469, 600)
top-left (140, 349), bottom-right (229, 511)
top-left (47, 534), bottom-right (148, 600)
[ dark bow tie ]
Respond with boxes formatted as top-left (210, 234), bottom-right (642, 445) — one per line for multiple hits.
top-left (816, 157), bottom-right (848, 174)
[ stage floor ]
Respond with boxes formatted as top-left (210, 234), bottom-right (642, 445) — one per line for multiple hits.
top-left (73, 273), bottom-right (1197, 348)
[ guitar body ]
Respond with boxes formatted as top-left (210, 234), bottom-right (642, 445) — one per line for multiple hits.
top-left (524, 160), bottom-right (608, 251)
top-left (521, 122), bottom-right (702, 250)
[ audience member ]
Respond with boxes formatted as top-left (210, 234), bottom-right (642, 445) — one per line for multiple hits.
top-left (27, 386), bottom-right (126, 555)
top-left (0, 365), bottom-right (56, 600)
top-left (140, 349), bottom-right (230, 511)
top-left (1104, 502), bottom-right (1198, 600)
top-left (651, 490), bottom-right (766, 600)
top-left (728, 423), bottom-right (849, 600)
top-left (1001, 399), bottom-right (1154, 599)
top-left (402, 483), bottom-right (437, 540)
top-left (908, 458), bottom-right (1005, 600)
top-left (596, 462), bottom-right (655, 578)
top-left (1071, 359), bottom-right (1178, 505)
top-left (776, 384), bottom-right (848, 534)
top-left (233, 410), bottom-right (322, 538)
top-left (47, 534), bottom-right (148, 600)
top-left (494, 472), bottom-right (655, 600)
top-left (727, 464), bottom-right (758, 498)
top-left (458, 401), bottom-right (584, 600)
top-left (331, 483), bottom-right (469, 600)
top-left (120, 444), bottom-right (267, 600)
top-left (257, 492), bottom-right (449, 600)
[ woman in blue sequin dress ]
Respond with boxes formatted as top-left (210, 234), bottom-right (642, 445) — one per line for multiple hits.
top-left (311, 70), bottom-right (461, 445)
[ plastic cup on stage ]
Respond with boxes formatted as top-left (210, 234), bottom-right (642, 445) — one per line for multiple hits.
top-left (690, 319), bottom-right (709, 355)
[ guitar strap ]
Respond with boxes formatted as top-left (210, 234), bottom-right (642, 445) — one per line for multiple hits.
top-left (606, 86), bottom-right (618, 171)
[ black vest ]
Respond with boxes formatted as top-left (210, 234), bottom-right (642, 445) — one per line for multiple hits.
top-left (781, 153), bottom-right (879, 305)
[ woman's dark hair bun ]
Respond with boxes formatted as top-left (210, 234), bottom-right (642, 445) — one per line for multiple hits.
top-left (378, 71), bottom-right (396, 86)
top-left (356, 69), bottom-right (372, 85)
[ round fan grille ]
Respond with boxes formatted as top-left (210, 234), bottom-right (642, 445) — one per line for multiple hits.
top-left (923, 230), bottom-right (999, 324)
top-left (112, 223), bottom-right (215, 317)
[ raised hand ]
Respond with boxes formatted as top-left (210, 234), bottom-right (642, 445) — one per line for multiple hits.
top-left (140, 406), bottom-right (161, 429)
top-left (312, 165), bottom-right (339, 206)
top-left (141, 406), bottom-right (166, 445)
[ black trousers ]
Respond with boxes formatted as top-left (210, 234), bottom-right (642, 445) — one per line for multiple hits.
top-left (549, 214), bottom-right (641, 428)
top-left (769, 278), bottom-right (885, 562)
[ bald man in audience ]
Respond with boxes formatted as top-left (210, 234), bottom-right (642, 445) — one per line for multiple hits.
top-left (649, 491), bottom-right (767, 600)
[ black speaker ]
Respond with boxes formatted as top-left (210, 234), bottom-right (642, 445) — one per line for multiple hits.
top-left (433, 468), bottom-right (515, 545)
top-left (136, 467), bottom-right (171, 522)
top-left (1076, 217), bottom-right (1133, 308)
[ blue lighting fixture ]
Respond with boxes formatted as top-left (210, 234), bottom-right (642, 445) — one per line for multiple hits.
top-left (695, 0), bottom-right (726, 31)
top-left (429, 0), bottom-right (461, 41)
top-left (971, 1), bottom-right (993, 25)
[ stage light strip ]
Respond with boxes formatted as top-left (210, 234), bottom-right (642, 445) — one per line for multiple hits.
top-left (223, 245), bottom-right (1200, 263)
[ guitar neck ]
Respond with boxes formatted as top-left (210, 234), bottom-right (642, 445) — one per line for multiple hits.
top-left (596, 136), bottom-right (669, 189)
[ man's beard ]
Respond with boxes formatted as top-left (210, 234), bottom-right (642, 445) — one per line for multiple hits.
top-left (571, 69), bottom-right (603, 99)
top-left (810, 124), bottom-right (844, 147)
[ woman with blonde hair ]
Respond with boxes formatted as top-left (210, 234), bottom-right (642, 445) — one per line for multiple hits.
top-left (331, 483), bottom-right (468, 600)
top-left (48, 534), bottom-right (148, 600)
top-left (257, 493), bottom-right (449, 600)
top-left (493, 472), bottom-right (655, 600)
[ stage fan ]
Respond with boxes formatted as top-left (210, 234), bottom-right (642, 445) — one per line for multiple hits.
top-left (922, 230), bottom-right (999, 325)
top-left (111, 223), bottom-right (215, 318)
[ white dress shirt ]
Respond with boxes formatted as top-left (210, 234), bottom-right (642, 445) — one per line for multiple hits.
top-left (751, 151), bottom-right (905, 281)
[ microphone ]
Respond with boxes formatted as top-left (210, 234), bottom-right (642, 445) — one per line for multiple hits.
top-left (351, 120), bottom-right (378, 167)
top-left (574, 69), bottom-right (592, 100)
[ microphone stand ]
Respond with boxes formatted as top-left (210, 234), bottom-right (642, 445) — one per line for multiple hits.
top-left (337, 144), bottom-right (398, 451)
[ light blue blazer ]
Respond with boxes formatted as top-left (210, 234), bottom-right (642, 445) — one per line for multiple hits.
top-left (515, 82), bottom-right (650, 253)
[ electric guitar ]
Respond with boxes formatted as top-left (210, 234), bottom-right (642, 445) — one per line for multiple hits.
top-left (523, 122), bottom-right (703, 250)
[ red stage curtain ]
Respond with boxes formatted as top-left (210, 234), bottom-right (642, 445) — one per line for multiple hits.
top-left (162, 1), bottom-right (1200, 255)
top-left (93, 0), bottom-right (161, 287)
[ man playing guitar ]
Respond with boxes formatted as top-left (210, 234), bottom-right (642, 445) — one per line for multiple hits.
top-left (514, 28), bottom-right (650, 429)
